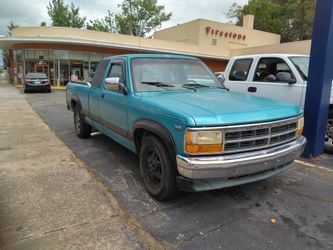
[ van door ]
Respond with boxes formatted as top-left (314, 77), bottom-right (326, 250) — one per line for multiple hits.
top-left (247, 57), bottom-right (304, 106)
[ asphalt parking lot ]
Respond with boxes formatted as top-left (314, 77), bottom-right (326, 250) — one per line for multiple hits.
top-left (22, 89), bottom-right (333, 249)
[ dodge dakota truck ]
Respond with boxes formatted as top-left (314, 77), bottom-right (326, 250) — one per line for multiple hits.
top-left (221, 54), bottom-right (333, 153)
top-left (66, 54), bottom-right (306, 200)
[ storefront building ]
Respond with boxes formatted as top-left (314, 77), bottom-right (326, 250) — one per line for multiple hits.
top-left (0, 15), bottom-right (311, 85)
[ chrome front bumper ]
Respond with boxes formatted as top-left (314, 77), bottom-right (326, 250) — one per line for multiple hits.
top-left (176, 136), bottom-right (306, 180)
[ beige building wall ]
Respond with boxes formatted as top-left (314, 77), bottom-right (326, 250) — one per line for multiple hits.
top-left (153, 19), bottom-right (201, 44)
top-left (154, 18), bottom-right (281, 52)
top-left (232, 40), bottom-right (311, 56)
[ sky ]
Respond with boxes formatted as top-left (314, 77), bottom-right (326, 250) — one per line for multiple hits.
top-left (0, 0), bottom-right (248, 36)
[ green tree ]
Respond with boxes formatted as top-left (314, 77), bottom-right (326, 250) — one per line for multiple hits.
top-left (40, 21), bottom-right (47, 26)
top-left (87, 11), bottom-right (116, 32)
top-left (88, 0), bottom-right (171, 37)
top-left (227, 0), bottom-right (316, 42)
top-left (7, 21), bottom-right (19, 36)
top-left (47, 0), bottom-right (86, 28)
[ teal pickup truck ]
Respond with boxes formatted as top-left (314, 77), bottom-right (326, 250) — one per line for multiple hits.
top-left (66, 54), bottom-right (306, 200)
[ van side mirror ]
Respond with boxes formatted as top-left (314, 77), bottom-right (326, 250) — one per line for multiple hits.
top-left (276, 72), bottom-right (296, 84)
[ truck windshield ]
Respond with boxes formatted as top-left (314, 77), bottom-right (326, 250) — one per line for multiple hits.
top-left (289, 56), bottom-right (309, 80)
top-left (131, 58), bottom-right (222, 92)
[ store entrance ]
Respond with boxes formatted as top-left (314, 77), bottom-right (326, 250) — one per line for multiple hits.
top-left (34, 64), bottom-right (49, 75)
top-left (71, 61), bottom-right (83, 81)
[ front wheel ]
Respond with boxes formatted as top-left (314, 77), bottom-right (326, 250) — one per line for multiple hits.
top-left (324, 110), bottom-right (333, 153)
top-left (140, 135), bottom-right (178, 200)
top-left (73, 106), bottom-right (92, 138)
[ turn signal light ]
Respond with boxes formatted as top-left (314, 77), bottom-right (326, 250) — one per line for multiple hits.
top-left (185, 144), bottom-right (223, 153)
top-left (296, 117), bottom-right (304, 137)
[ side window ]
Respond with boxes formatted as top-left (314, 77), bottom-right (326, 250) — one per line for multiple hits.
top-left (228, 58), bottom-right (253, 81)
top-left (254, 58), bottom-right (295, 82)
top-left (91, 59), bottom-right (110, 88)
top-left (104, 63), bottom-right (124, 92)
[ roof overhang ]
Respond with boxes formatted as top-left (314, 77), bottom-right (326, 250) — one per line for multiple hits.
top-left (0, 37), bottom-right (230, 60)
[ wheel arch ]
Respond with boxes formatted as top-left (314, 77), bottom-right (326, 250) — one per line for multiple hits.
top-left (133, 120), bottom-right (177, 165)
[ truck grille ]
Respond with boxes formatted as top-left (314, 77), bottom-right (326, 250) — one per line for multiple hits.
top-left (223, 118), bottom-right (298, 153)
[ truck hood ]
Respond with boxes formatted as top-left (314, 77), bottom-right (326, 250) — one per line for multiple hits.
top-left (140, 89), bottom-right (301, 126)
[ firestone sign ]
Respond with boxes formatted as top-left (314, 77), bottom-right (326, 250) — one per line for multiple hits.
top-left (205, 26), bottom-right (247, 40)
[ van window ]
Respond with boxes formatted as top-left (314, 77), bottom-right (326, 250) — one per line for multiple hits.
top-left (228, 58), bottom-right (253, 81)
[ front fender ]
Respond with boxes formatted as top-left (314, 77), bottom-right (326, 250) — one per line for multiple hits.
top-left (133, 119), bottom-right (177, 166)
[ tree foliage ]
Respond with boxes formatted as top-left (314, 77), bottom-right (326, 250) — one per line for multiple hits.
top-left (47, 0), bottom-right (86, 28)
top-left (87, 11), bottom-right (116, 33)
top-left (7, 21), bottom-right (19, 36)
top-left (88, 0), bottom-right (172, 37)
top-left (227, 0), bottom-right (316, 42)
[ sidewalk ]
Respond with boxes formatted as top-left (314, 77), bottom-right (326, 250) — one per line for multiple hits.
top-left (0, 80), bottom-right (145, 249)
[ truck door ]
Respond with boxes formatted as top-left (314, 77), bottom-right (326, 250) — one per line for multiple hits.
top-left (89, 59), bottom-right (110, 129)
top-left (99, 59), bottom-right (129, 138)
top-left (223, 58), bottom-right (254, 93)
top-left (247, 57), bottom-right (304, 106)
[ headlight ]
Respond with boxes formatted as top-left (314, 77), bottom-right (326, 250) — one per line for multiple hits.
top-left (185, 130), bottom-right (223, 154)
top-left (296, 116), bottom-right (304, 138)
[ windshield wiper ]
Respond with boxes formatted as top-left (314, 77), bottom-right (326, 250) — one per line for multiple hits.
top-left (181, 83), bottom-right (210, 89)
top-left (182, 83), bottom-right (230, 91)
top-left (141, 81), bottom-right (176, 87)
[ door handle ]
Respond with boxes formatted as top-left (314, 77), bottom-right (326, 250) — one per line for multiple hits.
top-left (248, 87), bottom-right (257, 93)
top-left (101, 93), bottom-right (105, 98)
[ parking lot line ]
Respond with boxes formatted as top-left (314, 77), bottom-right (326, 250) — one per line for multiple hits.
top-left (294, 159), bottom-right (333, 173)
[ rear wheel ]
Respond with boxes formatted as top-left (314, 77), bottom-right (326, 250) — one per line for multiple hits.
top-left (324, 110), bottom-right (333, 153)
top-left (73, 106), bottom-right (92, 138)
top-left (140, 135), bottom-right (178, 200)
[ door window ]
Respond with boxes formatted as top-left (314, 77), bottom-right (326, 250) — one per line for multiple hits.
top-left (253, 58), bottom-right (295, 82)
top-left (228, 58), bottom-right (253, 81)
top-left (105, 63), bottom-right (124, 92)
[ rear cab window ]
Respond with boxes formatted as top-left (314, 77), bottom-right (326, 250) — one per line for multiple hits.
top-left (228, 58), bottom-right (253, 81)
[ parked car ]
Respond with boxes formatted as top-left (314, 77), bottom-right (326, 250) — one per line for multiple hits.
top-left (222, 54), bottom-right (333, 153)
top-left (24, 72), bottom-right (51, 93)
top-left (66, 54), bottom-right (306, 200)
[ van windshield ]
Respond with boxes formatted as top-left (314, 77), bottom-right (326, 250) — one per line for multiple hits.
top-left (289, 56), bottom-right (309, 80)
top-left (131, 58), bottom-right (223, 92)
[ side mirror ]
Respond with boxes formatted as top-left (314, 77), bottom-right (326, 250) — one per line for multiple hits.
top-left (276, 72), bottom-right (296, 84)
top-left (105, 77), bottom-right (120, 85)
top-left (104, 77), bottom-right (128, 95)
top-left (216, 73), bottom-right (225, 84)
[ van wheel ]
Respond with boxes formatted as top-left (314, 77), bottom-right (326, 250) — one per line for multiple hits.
top-left (140, 135), bottom-right (178, 200)
top-left (73, 106), bottom-right (91, 138)
top-left (324, 110), bottom-right (333, 154)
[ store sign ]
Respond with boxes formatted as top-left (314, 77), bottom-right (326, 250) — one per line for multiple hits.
top-left (205, 26), bottom-right (246, 40)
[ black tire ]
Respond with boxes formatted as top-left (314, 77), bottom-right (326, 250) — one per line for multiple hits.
top-left (73, 106), bottom-right (92, 138)
top-left (140, 135), bottom-right (179, 200)
top-left (24, 89), bottom-right (29, 93)
top-left (324, 109), bottom-right (333, 154)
